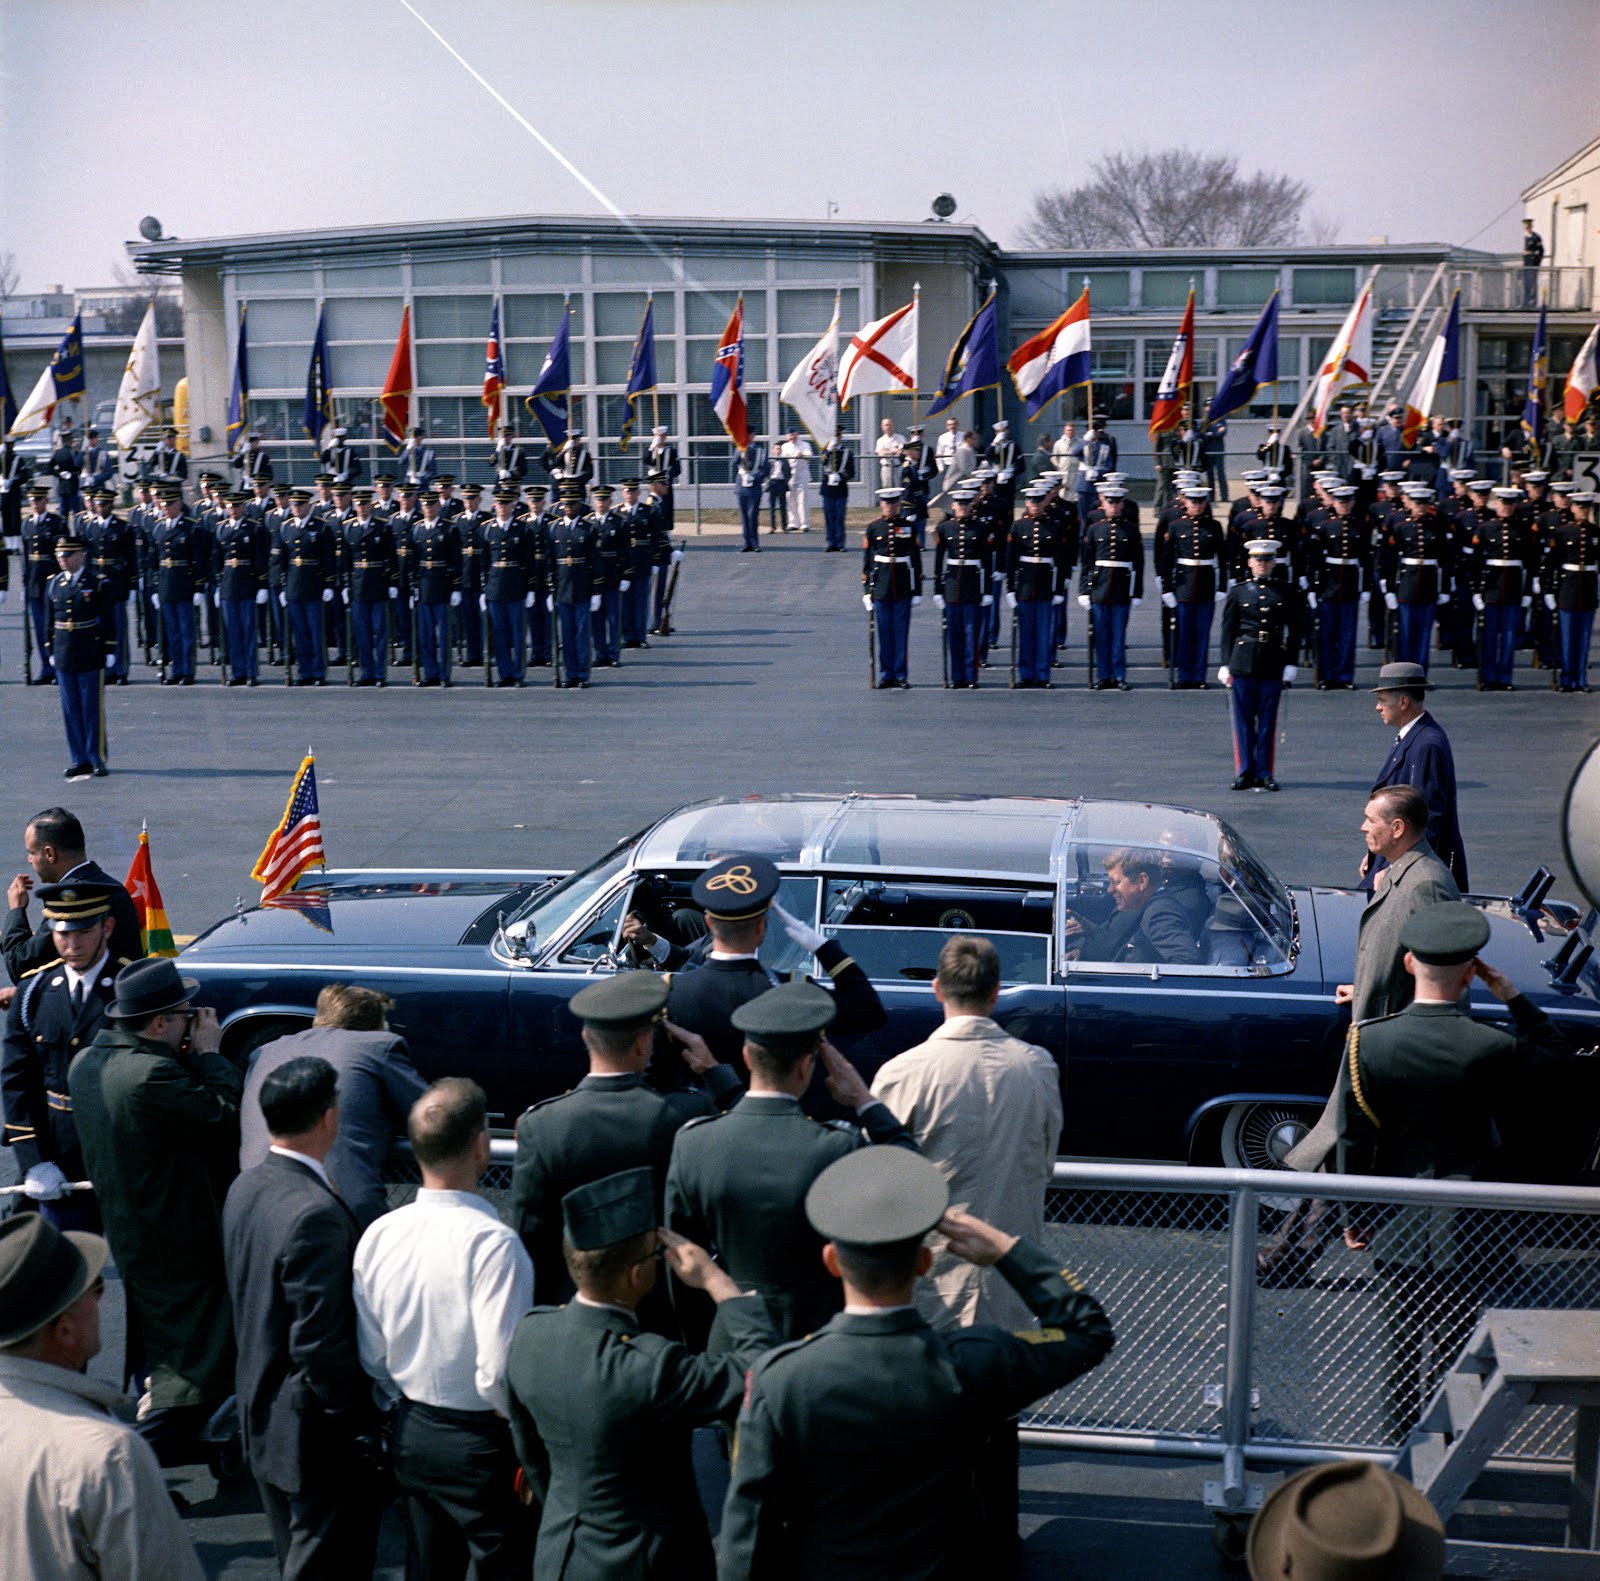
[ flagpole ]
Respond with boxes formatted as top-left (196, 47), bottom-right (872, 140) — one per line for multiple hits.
top-left (1082, 277), bottom-right (1092, 424)
top-left (910, 282), bottom-right (921, 427)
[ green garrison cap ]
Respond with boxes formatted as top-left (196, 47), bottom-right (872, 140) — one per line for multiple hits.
top-left (731, 981), bottom-right (836, 1046)
top-left (805, 1147), bottom-right (949, 1247)
top-left (562, 1167), bottom-right (656, 1251)
top-left (692, 854), bottom-right (780, 921)
top-left (1400, 902), bottom-right (1491, 966)
top-left (568, 970), bottom-right (668, 1029)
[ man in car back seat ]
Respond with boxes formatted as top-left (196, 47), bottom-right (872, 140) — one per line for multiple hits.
top-left (1063, 847), bottom-right (1203, 966)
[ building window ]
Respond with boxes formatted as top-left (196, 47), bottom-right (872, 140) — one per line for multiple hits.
top-left (686, 291), bottom-right (767, 336)
top-left (501, 253), bottom-right (584, 286)
top-left (1089, 337), bottom-right (1135, 420)
top-left (503, 294), bottom-right (570, 340)
top-left (1216, 270), bottom-right (1279, 308)
top-left (592, 292), bottom-right (676, 337)
top-left (1291, 267), bottom-right (1356, 307)
top-left (1141, 271), bottom-right (1194, 310)
top-left (1080, 271), bottom-right (1130, 310)
top-left (412, 294), bottom-right (493, 339)
top-left (239, 298), bottom-right (318, 342)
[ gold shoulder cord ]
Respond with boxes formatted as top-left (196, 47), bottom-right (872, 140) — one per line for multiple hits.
top-left (1347, 1024), bottom-right (1380, 1129)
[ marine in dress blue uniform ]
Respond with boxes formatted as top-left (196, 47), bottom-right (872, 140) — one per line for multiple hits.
top-left (548, 487), bottom-right (598, 686)
top-left (932, 490), bottom-right (989, 688)
top-left (1078, 482), bottom-right (1143, 688)
top-left (275, 490), bottom-right (337, 684)
top-left (1157, 486), bottom-right (1227, 687)
top-left (1471, 486), bottom-right (1536, 690)
top-left (82, 488), bottom-right (137, 684)
top-left (1377, 483), bottom-right (1452, 672)
top-left (1543, 490), bottom-right (1597, 690)
top-left (862, 489), bottom-right (922, 687)
top-left (342, 488), bottom-right (399, 685)
top-left (212, 491), bottom-right (270, 685)
top-left (1218, 539), bottom-right (1302, 792)
top-left (1306, 485), bottom-right (1371, 687)
top-left (44, 535), bottom-right (112, 777)
top-left (1006, 485), bottom-right (1070, 686)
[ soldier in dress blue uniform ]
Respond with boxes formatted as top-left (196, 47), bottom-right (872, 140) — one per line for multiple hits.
top-left (1078, 481), bottom-right (1143, 689)
top-left (275, 488), bottom-right (337, 685)
top-left (150, 426), bottom-right (188, 492)
top-left (232, 432), bottom-right (273, 490)
top-left (1218, 539), bottom-right (1302, 792)
top-left (733, 442), bottom-right (766, 552)
top-left (81, 488), bottom-right (136, 685)
top-left (1007, 485), bottom-right (1071, 687)
top-left (819, 430), bottom-right (855, 552)
top-left (549, 484), bottom-right (599, 687)
top-left (409, 488), bottom-right (462, 688)
top-left (149, 484), bottom-right (209, 685)
top-left (863, 487), bottom-right (922, 688)
top-left (589, 484), bottom-right (629, 668)
top-left (452, 482), bottom-right (487, 668)
top-left (387, 484), bottom-right (420, 667)
top-left (1377, 482), bottom-right (1453, 673)
top-left (397, 425), bottom-right (436, 492)
top-left (1471, 486), bottom-right (1536, 690)
top-left (48, 430), bottom-right (83, 519)
top-left (1158, 485), bottom-right (1227, 688)
top-left (645, 471), bottom-right (681, 635)
top-left (933, 488), bottom-right (990, 689)
top-left (341, 486), bottom-right (399, 686)
top-left (481, 485), bottom-right (534, 686)
top-left (987, 418), bottom-right (1020, 520)
top-left (319, 426), bottom-right (362, 489)
top-left (899, 428), bottom-right (935, 549)
top-left (617, 480), bottom-right (654, 646)
top-left (21, 484), bottom-right (62, 683)
top-left (492, 424), bottom-right (528, 488)
top-left (212, 490), bottom-right (269, 686)
top-left (79, 428), bottom-right (115, 496)
top-left (1038, 469), bottom-right (1082, 662)
top-left (44, 534), bottom-right (112, 778)
top-left (646, 426), bottom-right (681, 528)
top-left (1543, 489), bottom-right (1597, 691)
top-left (523, 484), bottom-right (556, 666)
top-left (1306, 484), bottom-right (1372, 688)
top-left (1, 882), bottom-right (133, 1231)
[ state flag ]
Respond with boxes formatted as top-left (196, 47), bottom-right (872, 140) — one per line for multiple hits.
top-left (838, 297), bottom-right (918, 408)
top-left (925, 293), bottom-right (1000, 419)
top-left (1206, 292), bottom-right (1279, 425)
top-left (380, 305), bottom-right (413, 452)
top-left (708, 297), bottom-right (749, 449)
top-left (525, 302), bottom-right (572, 449)
top-left (1007, 288), bottom-right (1090, 421)
top-left (1563, 322), bottom-right (1599, 423)
top-left (1148, 288), bottom-right (1196, 441)
top-left (1401, 291), bottom-right (1461, 447)
top-left (779, 297), bottom-right (840, 446)
top-left (482, 301), bottom-right (506, 437)
top-left (114, 303), bottom-right (163, 451)
top-left (9, 314), bottom-right (87, 438)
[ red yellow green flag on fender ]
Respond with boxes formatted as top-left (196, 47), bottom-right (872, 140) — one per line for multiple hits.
top-left (125, 824), bottom-right (177, 957)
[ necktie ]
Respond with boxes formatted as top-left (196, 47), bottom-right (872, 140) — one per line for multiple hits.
top-left (71, 980), bottom-right (84, 1016)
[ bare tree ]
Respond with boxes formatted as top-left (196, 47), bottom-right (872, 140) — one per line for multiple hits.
top-left (1017, 149), bottom-right (1311, 250)
top-left (104, 260), bottom-right (183, 336)
top-left (0, 251), bottom-right (20, 301)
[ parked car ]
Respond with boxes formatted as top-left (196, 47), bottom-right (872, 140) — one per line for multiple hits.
top-left (180, 794), bottom-right (1600, 1178)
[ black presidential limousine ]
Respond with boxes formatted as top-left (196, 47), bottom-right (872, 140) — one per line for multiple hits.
top-left (181, 794), bottom-right (1600, 1180)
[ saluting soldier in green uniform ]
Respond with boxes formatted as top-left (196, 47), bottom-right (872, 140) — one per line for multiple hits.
top-left (718, 1147), bottom-right (1114, 1581)
top-left (1336, 903), bottom-right (1574, 1439)
top-left (504, 1168), bottom-right (778, 1581)
top-left (665, 982), bottom-right (915, 1347)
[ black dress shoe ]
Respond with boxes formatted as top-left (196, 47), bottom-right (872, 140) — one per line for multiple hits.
top-left (246, 679), bottom-right (258, 687)
top-left (178, 676), bottom-right (194, 686)
top-left (1116, 680), bottom-right (1132, 691)
top-left (876, 679), bottom-right (894, 689)
top-left (64, 764), bottom-right (91, 781)
top-left (92, 765), bottom-right (109, 778)
top-left (1260, 776), bottom-right (1280, 792)
top-left (1231, 773), bottom-right (1256, 791)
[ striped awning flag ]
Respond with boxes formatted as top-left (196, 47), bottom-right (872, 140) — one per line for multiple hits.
top-left (251, 754), bottom-right (327, 903)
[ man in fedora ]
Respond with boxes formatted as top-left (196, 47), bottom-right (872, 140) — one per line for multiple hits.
top-left (1365, 661), bottom-right (1467, 891)
top-left (0, 1214), bottom-right (204, 1580)
top-left (68, 958), bottom-right (242, 1467)
top-left (1247, 1461), bottom-right (1443, 1581)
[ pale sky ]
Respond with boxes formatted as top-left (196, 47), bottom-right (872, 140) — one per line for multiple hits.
top-left (3, 0), bottom-right (1596, 292)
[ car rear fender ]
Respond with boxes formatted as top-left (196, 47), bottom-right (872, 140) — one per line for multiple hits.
top-left (1184, 1090), bottom-right (1327, 1161)
top-left (218, 1004), bottom-right (316, 1063)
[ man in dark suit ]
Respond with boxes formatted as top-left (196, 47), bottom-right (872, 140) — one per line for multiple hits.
top-left (239, 984), bottom-right (427, 1230)
top-left (1364, 662), bottom-right (1467, 890)
top-left (509, 972), bottom-right (740, 1306)
top-left (4, 808), bottom-right (143, 987)
top-left (665, 984), bottom-right (914, 1346)
top-left (1063, 846), bottom-right (1204, 966)
top-left (223, 1055), bottom-right (381, 1580)
top-left (506, 1168), bottom-right (777, 1581)
top-left (718, 1147), bottom-right (1113, 1581)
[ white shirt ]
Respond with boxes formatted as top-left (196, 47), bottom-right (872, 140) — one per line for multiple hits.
top-left (353, 1187), bottom-right (533, 1415)
top-left (875, 430), bottom-right (905, 458)
top-left (1396, 713), bottom-right (1423, 742)
top-left (268, 1143), bottom-right (332, 1192)
top-left (780, 438), bottom-right (813, 484)
top-left (935, 430), bottom-right (959, 464)
top-left (62, 947), bottom-right (111, 1004)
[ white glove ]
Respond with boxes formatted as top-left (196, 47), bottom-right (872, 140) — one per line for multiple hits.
top-left (1282, 664), bottom-right (1298, 683)
top-left (981, 594), bottom-right (993, 608)
top-left (1052, 594), bottom-right (1065, 606)
top-left (933, 594), bottom-right (945, 610)
top-left (1472, 593), bottom-right (1484, 611)
top-left (1544, 593), bottom-right (1557, 611)
top-left (192, 592), bottom-right (206, 608)
top-left (524, 592), bottom-right (537, 609)
top-left (1005, 591), bottom-right (1017, 609)
top-left (1217, 665), bottom-right (1231, 686)
top-left (1131, 597), bottom-right (1142, 608)
top-left (1307, 591), bottom-right (1318, 610)
top-left (770, 900), bottom-right (827, 954)
top-left (827, 473), bottom-right (841, 486)
top-left (255, 588), bottom-right (268, 606)
top-left (1077, 594), bottom-right (1090, 608)
top-left (670, 550), bottom-right (683, 565)
top-left (389, 585), bottom-right (399, 599)
top-left (1160, 591), bottom-right (1177, 609)
top-left (1359, 590), bottom-right (1371, 604)
top-left (1437, 591), bottom-right (1449, 605)
top-left (912, 595), bottom-right (923, 607)
top-left (1532, 578), bottom-right (1542, 595)
top-left (106, 653), bottom-right (116, 668)
top-left (1384, 592), bottom-right (1398, 610)
top-left (862, 595), bottom-right (873, 610)
top-left (341, 588), bottom-right (351, 605)
top-left (478, 594), bottom-right (488, 612)
top-left (212, 591), bottom-right (220, 607)
top-left (619, 580), bottom-right (630, 592)
top-left (993, 573), bottom-right (1005, 587)
top-left (998, 469), bottom-right (1014, 483)
top-left (449, 590), bottom-right (461, 608)
top-left (151, 593), bottom-right (160, 608)
top-left (1298, 576), bottom-right (1309, 590)
top-left (1520, 595), bottom-right (1532, 609)
top-left (23, 1161), bottom-right (69, 1202)
top-left (589, 595), bottom-right (601, 612)
top-left (278, 592), bottom-right (287, 607)
top-left (322, 588), bottom-right (334, 603)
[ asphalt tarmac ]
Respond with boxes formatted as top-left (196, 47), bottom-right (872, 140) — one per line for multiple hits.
top-left (3, 527), bottom-right (1596, 1578)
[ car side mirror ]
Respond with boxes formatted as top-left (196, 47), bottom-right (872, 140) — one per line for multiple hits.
top-left (503, 918), bottom-right (536, 961)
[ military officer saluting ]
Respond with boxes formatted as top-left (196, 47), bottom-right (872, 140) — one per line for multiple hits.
top-left (275, 488), bottom-right (338, 685)
top-left (1543, 489), bottom-right (1597, 691)
top-left (82, 487), bottom-right (137, 685)
top-left (863, 487), bottom-right (923, 688)
top-left (1, 882), bottom-right (133, 1230)
top-left (150, 484), bottom-right (208, 685)
top-left (1006, 484), bottom-right (1070, 688)
top-left (504, 1167), bottom-right (778, 1581)
top-left (212, 489), bottom-right (270, 686)
top-left (665, 983), bottom-right (915, 1346)
top-left (548, 484), bottom-right (599, 687)
top-left (1078, 480), bottom-right (1144, 689)
top-left (719, 1146), bottom-right (1113, 1581)
top-left (45, 533), bottom-right (113, 779)
top-left (1218, 539), bottom-right (1302, 793)
top-left (933, 487), bottom-right (991, 688)
top-left (409, 488), bottom-right (462, 687)
top-left (1157, 485), bottom-right (1227, 688)
top-left (588, 483), bottom-right (629, 668)
top-left (481, 484), bottom-right (534, 686)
